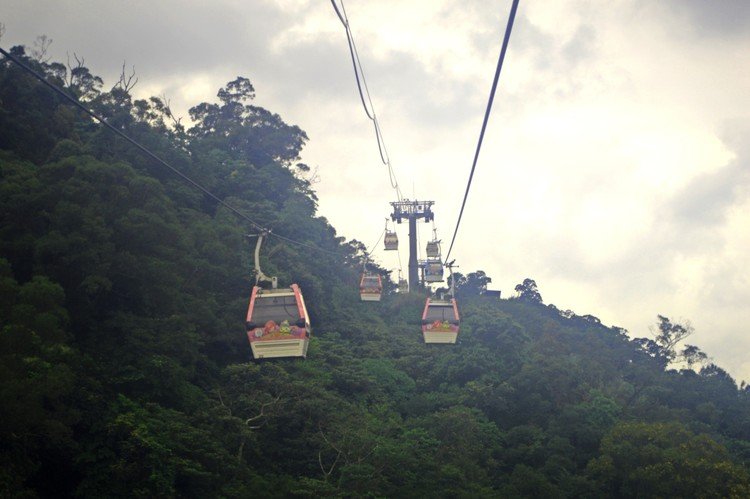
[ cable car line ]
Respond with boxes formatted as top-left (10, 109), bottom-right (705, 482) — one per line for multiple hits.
top-left (0, 46), bottom-right (342, 257)
top-left (330, 0), bottom-right (403, 201)
top-left (331, 0), bottom-right (373, 122)
top-left (264, 231), bottom-right (339, 256)
top-left (331, 0), bottom-right (375, 120)
top-left (337, 0), bottom-right (401, 197)
top-left (366, 227), bottom-right (387, 259)
top-left (443, 0), bottom-right (520, 263)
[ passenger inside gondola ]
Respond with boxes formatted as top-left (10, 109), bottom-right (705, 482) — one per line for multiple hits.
top-left (426, 240), bottom-right (440, 258)
top-left (248, 295), bottom-right (305, 336)
top-left (425, 262), bottom-right (444, 282)
top-left (424, 303), bottom-right (458, 326)
top-left (361, 276), bottom-right (380, 288)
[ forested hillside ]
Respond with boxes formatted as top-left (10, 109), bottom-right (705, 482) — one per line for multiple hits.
top-left (2, 46), bottom-right (750, 498)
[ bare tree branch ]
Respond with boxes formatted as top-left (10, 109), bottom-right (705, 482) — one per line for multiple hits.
top-left (31, 35), bottom-right (52, 62)
top-left (65, 52), bottom-right (84, 86)
top-left (318, 448), bottom-right (341, 481)
top-left (318, 425), bottom-right (348, 461)
top-left (213, 388), bottom-right (233, 417)
top-left (159, 93), bottom-right (183, 128)
top-left (116, 61), bottom-right (138, 91)
top-left (245, 393), bottom-right (282, 430)
top-left (651, 315), bottom-right (695, 364)
top-left (237, 438), bottom-right (246, 463)
top-left (300, 164), bottom-right (321, 185)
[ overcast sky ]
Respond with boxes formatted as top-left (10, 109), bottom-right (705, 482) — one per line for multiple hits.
top-left (3, 0), bottom-right (749, 382)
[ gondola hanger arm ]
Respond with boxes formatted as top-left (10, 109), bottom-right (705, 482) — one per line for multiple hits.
top-left (249, 232), bottom-right (278, 289)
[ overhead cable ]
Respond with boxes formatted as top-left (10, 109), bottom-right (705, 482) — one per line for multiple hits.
top-left (0, 46), bottom-right (340, 256)
top-left (331, 0), bottom-right (402, 201)
top-left (362, 227), bottom-right (386, 271)
top-left (444, 0), bottom-right (520, 262)
top-left (367, 227), bottom-right (386, 257)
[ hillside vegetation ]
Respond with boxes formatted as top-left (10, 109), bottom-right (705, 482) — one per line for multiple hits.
top-left (1, 46), bottom-right (749, 498)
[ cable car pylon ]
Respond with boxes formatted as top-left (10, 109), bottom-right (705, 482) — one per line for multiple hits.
top-left (390, 200), bottom-right (434, 291)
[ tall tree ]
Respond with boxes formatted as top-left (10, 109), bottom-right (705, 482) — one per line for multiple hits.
top-left (514, 277), bottom-right (543, 304)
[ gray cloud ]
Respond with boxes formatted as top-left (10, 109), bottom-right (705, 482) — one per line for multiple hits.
top-left (668, 119), bottom-right (750, 232)
top-left (562, 24), bottom-right (597, 67)
top-left (670, 163), bottom-right (748, 229)
top-left (657, 0), bottom-right (750, 38)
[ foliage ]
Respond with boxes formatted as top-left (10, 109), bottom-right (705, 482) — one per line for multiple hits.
top-left (450, 270), bottom-right (492, 297)
top-left (588, 422), bottom-right (750, 497)
top-left (514, 278), bottom-right (543, 304)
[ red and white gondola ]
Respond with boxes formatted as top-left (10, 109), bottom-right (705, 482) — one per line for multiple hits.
top-left (421, 297), bottom-right (460, 344)
top-left (359, 273), bottom-right (383, 301)
top-left (246, 284), bottom-right (311, 359)
top-left (245, 232), bottom-right (311, 359)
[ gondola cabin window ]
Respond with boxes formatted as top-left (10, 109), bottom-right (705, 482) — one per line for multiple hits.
top-left (424, 262), bottom-right (444, 283)
top-left (426, 240), bottom-right (440, 258)
top-left (252, 295), bottom-right (302, 325)
top-left (424, 303), bottom-right (455, 322)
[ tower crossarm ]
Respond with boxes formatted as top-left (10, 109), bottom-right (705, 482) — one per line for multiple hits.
top-left (390, 200), bottom-right (435, 223)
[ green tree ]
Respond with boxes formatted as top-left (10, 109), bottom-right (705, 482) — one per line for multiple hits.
top-left (588, 422), bottom-right (750, 498)
top-left (514, 278), bottom-right (543, 304)
top-left (451, 270), bottom-right (492, 297)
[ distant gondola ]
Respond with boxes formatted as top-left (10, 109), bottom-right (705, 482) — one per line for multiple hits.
top-left (426, 226), bottom-right (441, 259)
top-left (425, 240), bottom-right (440, 258)
top-left (359, 273), bottom-right (383, 301)
top-left (424, 260), bottom-right (444, 283)
top-left (384, 231), bottom-right (398, 251)
top-left (421, 297), bottom-right (459, 344)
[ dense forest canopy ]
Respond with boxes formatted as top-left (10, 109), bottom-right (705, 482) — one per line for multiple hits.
top-left (1, 43), bottom-right (750, 498)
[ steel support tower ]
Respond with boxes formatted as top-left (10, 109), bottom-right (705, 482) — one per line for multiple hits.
top-left (390, 200), bottom-right (434, 291)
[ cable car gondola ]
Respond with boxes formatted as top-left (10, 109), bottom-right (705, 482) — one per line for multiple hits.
top-left (425, 240), bottom-right (440, 258)
top-left (246, 284), bottom-right (311, 359)
top-left (245, 233), bottom-right (311, 359)
top-left (424, 260), bottom-right (444, 283)
top-left (384, 219), bottom-right (398, 251)
top-left (421, 297), bottom-right (460, 344)
top-left (426, 227), bottom-right (441, 259)
top-left (359, 273), bottom-right (383, 301)
top-left (384, 231), bottom-right (398, 251)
